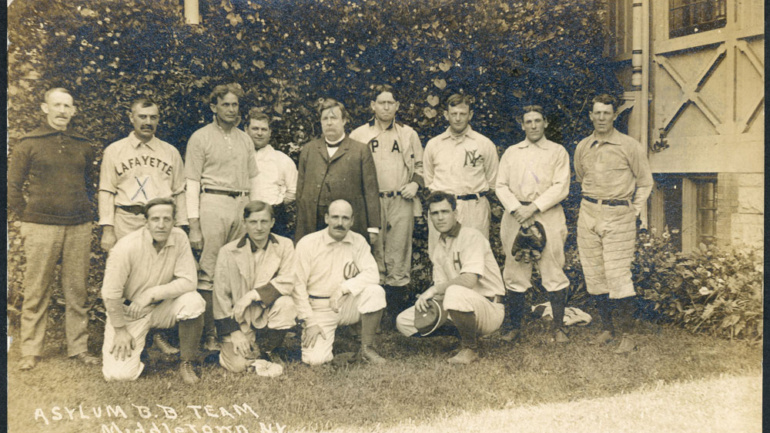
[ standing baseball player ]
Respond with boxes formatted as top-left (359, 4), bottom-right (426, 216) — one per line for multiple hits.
top-left (99, 97), bottom-right (188, 355)
top-left (294, 98), bottom-right (380, 244)
top-left (101, 197), bottom-right (205, 384)
top-left (349, 84), bottom-right (424, 328)
top-left (496, 105), bottom-right (571, 344)
top-left (423, 94), bottom-right (499, 249)
top-left (8, 87), bottom-right (100, 370)
top-left (99, 97), bottom-right (187, 249)
top-left (245, 109), bottom-right (298, 239)
top-left (185, 83), bottom-right (259, 351)
top-left (396, 191), bottom-right (505, 364)
top-left (574, 94), bottom-right (653, 353)
top-left (213, 201), bottom-right (298, 372)
top-left (293, 200), bottom-right (387, 366)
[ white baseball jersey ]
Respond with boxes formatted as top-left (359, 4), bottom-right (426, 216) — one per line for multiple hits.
top-left (99, 132), bottom-right (187, 225)
top-left (424, 126), bottom-right (499, 195)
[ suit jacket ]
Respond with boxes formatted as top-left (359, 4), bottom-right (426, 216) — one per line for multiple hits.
top-left (295, 135), bottom-right (380, 242)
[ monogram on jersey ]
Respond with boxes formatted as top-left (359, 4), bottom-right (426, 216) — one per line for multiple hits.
top-left (370, 139), bottom-right (401, 153)
top-left (464, 149), bottom-right (483, 167)
top-left (453, 252), bottom-right (462, 270)
top-left (116, 155), bottom-right (173, 176)
top-left (343, 261), bottom-right (360, 280)
top-left (131, 176), bottom-right (151, 201)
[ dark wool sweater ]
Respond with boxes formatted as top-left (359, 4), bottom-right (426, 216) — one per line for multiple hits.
top-left (8, 123), bottom-right (96, 225)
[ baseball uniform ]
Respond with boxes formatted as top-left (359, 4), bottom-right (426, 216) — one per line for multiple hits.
top-left (423, 126), bottom-right (499, 247)
top-left (213, 233), bottom-right (297, 372)
top-left (101, 227), bottom-right (205, 381)
top-left (185, 121), bottom-right (259, 290)
top-left (497, 137), bottom-right (570, 293)
top-left (350, 119), bottom-right (424, 287)
top-left (574, 128), bottom-right (653, 299)
top-left (396, 223), bottom-right (505, 337)
top-left (99, 132), bottom-right (188, 239)
top-left (293, 229), bottom-right (386, 365)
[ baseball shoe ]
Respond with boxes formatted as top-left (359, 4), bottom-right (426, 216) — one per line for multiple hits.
top-left (73, 352), bottom-right (100, 365)
top-left (614, 335), bottom-right (638, 354)
top-left (19, 356), bottom-right (39, 371)
top-left (447, 348), bottom-right (479, 365)
top-left (591, 330), bottom-right (613, 345)
top-left (553, 328), bottom-right (569, 344)
top-left (359, 346), bottom-right (387, 365)
top-left (179, 361), bottom-right (199, 384)
top-left (203, 335), bottom-right (221, 352)
top-left (500, 329), bottom-right (522, 343)
top-left (153, 334), bottom-right (180, 355)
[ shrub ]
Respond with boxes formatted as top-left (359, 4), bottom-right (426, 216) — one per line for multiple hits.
top-left (7, 0), bottom-right (620, 330)
top-left (632, 228), bottom-right (763, 342)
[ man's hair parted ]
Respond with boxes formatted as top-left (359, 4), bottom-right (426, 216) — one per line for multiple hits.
top-left (426, 190), bottom-right (457, 211)
top-left (370, 84), bottom-right (398, 102)
top-left (316, 97), bottom-right (350, 121)
top-left (591, 94), bottom-right (619, 112)
top-left (143, 197), bottom-right (176, 218)
top-left (208, 83), bottom-right (245, 105)
top-left (243, 200), bottom-right (274, 219)
top-left (246, 108), bottom-right (271, 127)
top-left (446, 93), bottom-right (475, 110)
top-left (519, 105), bottom-right (547, 123)
top-left (130, 97), bottom-right (159, 112)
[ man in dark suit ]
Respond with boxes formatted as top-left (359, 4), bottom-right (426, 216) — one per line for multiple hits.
top-left (295, 98), bottom-right (380, 244)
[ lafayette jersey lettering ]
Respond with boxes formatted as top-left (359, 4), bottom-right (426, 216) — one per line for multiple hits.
top-left (99, 134), bottom-right (185, 206)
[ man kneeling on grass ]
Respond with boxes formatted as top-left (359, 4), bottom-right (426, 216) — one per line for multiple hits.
top-left (293, 199), bottom-right (387, 366)
top-left (396, 191), bottom-right (505, 364)
top-left (101, 197), bottom-right (205, 384)
top-left (213, 201), bottom-right (298, 372)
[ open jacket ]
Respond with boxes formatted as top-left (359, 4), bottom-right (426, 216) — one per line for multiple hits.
top-left (212, 233), bottom-right (296, 336)
top-left (295, 136), bottom-right (380, 242)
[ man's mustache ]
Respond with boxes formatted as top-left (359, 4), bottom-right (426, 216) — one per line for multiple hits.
top-left (332, 225), bottom-right (345, 231)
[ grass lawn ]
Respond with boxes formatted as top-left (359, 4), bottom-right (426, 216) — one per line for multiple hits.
top-left (7, 319), bottom-right (761, 433)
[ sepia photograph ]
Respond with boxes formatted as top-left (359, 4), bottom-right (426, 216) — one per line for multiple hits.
top-left (7, 0), bottom-right (763, 432)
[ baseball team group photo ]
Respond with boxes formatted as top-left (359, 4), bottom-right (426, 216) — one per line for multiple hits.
top-left (7, 1), bottom-right (762, 432)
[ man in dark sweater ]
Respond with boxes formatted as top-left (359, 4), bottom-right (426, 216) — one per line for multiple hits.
top-left (8, 87), bottom-right (101, 371)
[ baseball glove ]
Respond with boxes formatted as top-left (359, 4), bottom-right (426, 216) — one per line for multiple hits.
top-left (511, 221), bottom-right (547, 263)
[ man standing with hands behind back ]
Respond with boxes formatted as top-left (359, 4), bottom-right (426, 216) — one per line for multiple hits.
top-left (423, 94), bottom-right (499, 249)
top-left (245, 109), bottom-right (298, 239)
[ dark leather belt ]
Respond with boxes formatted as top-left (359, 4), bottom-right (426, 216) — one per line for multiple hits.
top-left (379, 191), bottom-right (402, 198)
top-left (583, 196), bottom-right (629, 207)
top-left (117, 205), bottom-right (145, 215)
top-left (309, 295), bottom-right (330, 300)
top-left (486, 295), bottom-right (504, 304)
top-left (202, 188), bottom-right (249, 198)
top-left (519, 201), bottom-right (532, 206)
top-left (123, 299), bottom-right (161, 306)
top-left (457, 191), bottom-right (489, 201)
